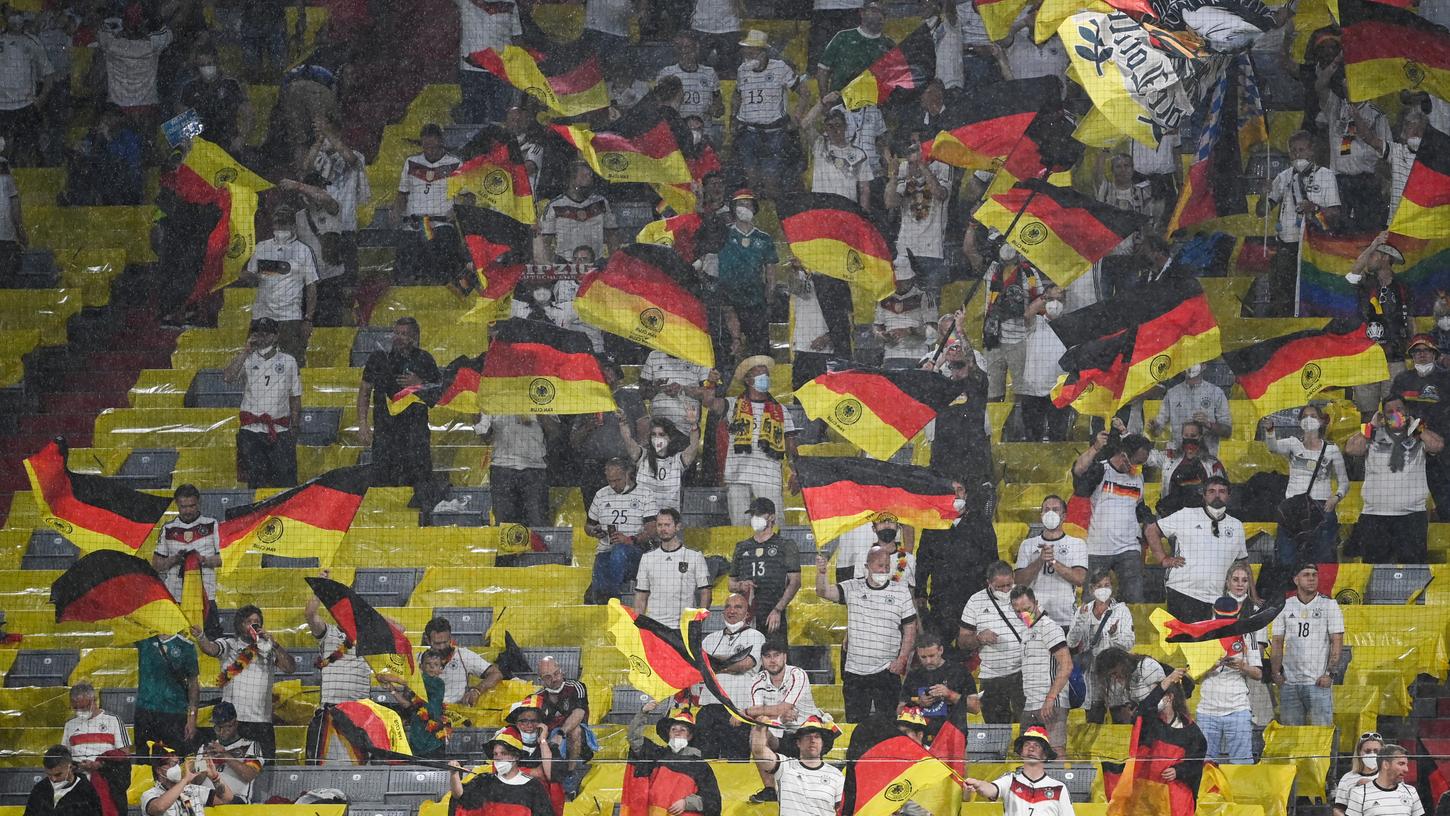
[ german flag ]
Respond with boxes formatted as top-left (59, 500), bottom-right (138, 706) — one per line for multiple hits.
top-left (178, 552), bottom-right (214, 634)
top-left (455, 205), bottom-right (533, 325)
top-left (187, 181), bottom-right (260, 303)
top-left (794, 457), bottom-right (959, 544)
top-left (575, 244), bottom-right (712, 368)
top-left (1390, 126), bottom-right (1450, 238)
top-left (466, 43), bottom-right (608, 116)
top-left (23, 439), bottom-right (172, 554)
top-left (326, 699), bottom-right (412, 762)
top-left (927, 77), bottom-right (1058, 170)
top-left (1117, 282), bottom-right (1221, 407)
top-left (453, 768), bottom-right (558, 816)
top-left (636, 212), bottom-right (704, 263)
top-left (841, 715), bottom-right (959, 816)
top-left (779, 193), bottom-right (894, 300)
top-left (166, 138), bottom-right (272, 203)
top-left (1051, 329), bottom-right (1134, 416)
top-left (1103, 686), bottom-right (1224, 816)
top-left (389, 354), bottom-right (486, 416)
top-left (680, 610), bottom-right (773, 726)
top-left (1164, 603), bottom-right (1279, 643)
top-left (447, 128), bottom-right (536, 225)
top-left (974, 179), bottom-right (1146, 286)
top-left (605, 599), bottom-right (705, 701)
top-left (927, 700), bottom-right (970, 778)
top-left (1224, 320), bottom-right (1387, 419)
top-left (478, 318), bottom-right (616, 415)
top-left (550, 113), bottom-right (692, 185)
top-left (1034, 0), bottom-right (1155, 42)
top-left (1336, 0), bottom-right (1450, 102)
top-left (50, 550), bottom-right (189, 643)
top-left (841, 24), bottom-right (936, 110)
top-left (794, 366), bottom-right (961, 460)
top-left (306, 576), bottom-right (415, 673)
top-left (1168, 58), bottom-right (1249, 233)
top-left (217, 465), bottom-right (371, 571)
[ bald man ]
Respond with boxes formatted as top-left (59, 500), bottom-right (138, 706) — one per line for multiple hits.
top-left (535, 655), bottom-right (594, 774)
top-left (696, 593), bottom-right (767, 758)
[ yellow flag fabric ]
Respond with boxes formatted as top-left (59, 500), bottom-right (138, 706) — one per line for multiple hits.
top-left (1216, 764), bottom-right (1297, 816)
top-left (1150, 607), bottom-right (1224, 680)
top-left (214, 182), bottom-right (259, 294)
top-left (1260, 723), bottom-right (1335, 800)
top-left (1060, 12), bottom-right (1191, 147)
top-left (184, 139), bottom-right (273, 192)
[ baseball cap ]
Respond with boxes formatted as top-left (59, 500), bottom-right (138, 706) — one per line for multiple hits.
top-left (748, 497), bottom-right (776, 516)
top-left (212, 702), bottom-right (238, 724)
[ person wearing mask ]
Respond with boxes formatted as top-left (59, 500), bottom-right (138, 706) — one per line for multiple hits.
top-left (197, 702), bottom-right (262, 804)
top-left (96, 4), bottom-right (171, 144)
top-left (749, 716), bottom-right (843, 813)
top-left (1118, 669), bottom-right (1208, 815)
top-left (874, 258), bottom-right (935, 369)
top-left (1068, 569), bottom-right (1136, 723)
top-left (1391, 334), bottom-right (1450, 516)
top-left (448, 731), bottom-right (555, 816)
top-left (192, 605), bottom-right (295, 761)
top-left (703, 357), bottom-right (800, 522)
top-left (1014, 495), bottom-right (1088, 630)
top-left (1095, 152), bottom-right (1163, 297)
top-left (885, 138), bottom-right (954, 303)
top-left (982, 245), bottom-right (1049, 403)
top-left (241, 210), bottom-right (318, 367)
top-left (1334, 733), bottom-right (1385, 816)
top-left (845, 514), bottom-right (916, 587)
top-left (802, 93), bottom-right (873, 206)
top-left (1262, 404), bottom-right (1348, 565)
top-left (1352, 107), bottom-right (1427, 226)
top-left (626, 703), bottom-right (722, 816)
top-left (1346, 233), bottom-right (1412, 414)
top-left (1011, 586), bottom-right (1073, 758)
top-left (1342, 745), bottom-right (1422, 816)
top-left (898, 631), bottom-right (977, 739)
top-left (583, 457), bottom-right (660, 604)
top-left (1072, 430), bottom-right (1156, 603)
top-left (141, 744), bottom-right (232, 816)
top-left (152, 484), bottom-right (221, 609)
top-left (423, 616), bottom-right (503, 705)
top-left (297, 112), bottom-right (369, 325)
top-left (176, 47), bottom-right (250, 154)
top-left (1146, 421), bottom-right (1228, 516)
top-left (1271, 563), bottom-right (1345, 727)
top-left (24, 745), bottom-right (102, 816)
top-left (500, 695), bottom-right (563, 813)
top-left (815, 0), bottom-right (893, 94)
top-left (727, 500), bottom-right (801, 638)
top-left (223, 318), bottom-right (302, 488)
top-left (623, 413), bottom-right (701, 513)
top-left (571, 357), bottom-right (648, 506)
top-left (817, 546), bottom-right (919, 721)
top-left (357, 317), bottom-right (441, 489)
top-left (1146, 477), bottom-right (1247, 623)
top-left (634, 508), bottom-right (712, 629)
top-left (958, 561), bottom-right (1025, 723)
top-left (1256, 130), bottom-right (1342, 316)
top-left (1092, 648), bottom-right (1168, 724)
top-left (1019, 285), bottom-right (1070, 441)
top-left (539, 162), bottom-right (619, 262)
top-left (696, 593), bottom-right (766, 758)
top-left (392, 123), bottom-right (462, 284)
top-left (963, 726), bottom-right (1073, 814)
top-left (1195, 597), bottom-right (1262, 764)
top-left (477, 413), bottom-right (561, 528)
top-left (61, 683), bottom-right (129, 769)
top-left (1150, 366), bottom-right (1232, 457)
top-left (713, 190), bottom-right (777, 356)
top-left (731, 35), bottom-right (803, 201)
top-left (1344, 395), bottom-right (1443, 563)
top-left (915, 483), bottom-right (999, 644)
top-left (924, 317), bottom-right (993, 491)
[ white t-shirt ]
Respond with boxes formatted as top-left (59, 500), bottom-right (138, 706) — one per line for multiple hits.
top-left (775, 757), bottom-right (845, 816)
top-left (141, 783), bottom-right (211, 816)
top-left (811, 137), bottom-right (872, 201)
top-left (734, 59), bottom-right (798, 125)
top-left (1157, 508), bottom-right (1248, 604)
top-left (1362, 428), bottom-right (1429, 516)
top-left (478, 414), bottom-right (548, 471)
top-left (316, 623), bottom-right (372, 705)
top-left (62, 710), bottom-right (129, 763)
top-left (246, 238), bottom-right (319, 322)
top-left (722, 397), bottom-right (796, 485)
top-left (1154, 379), bottom-right (1232, 455)
top-left (691, 0), bottom-right (742, 34)
top-left (832, 524), bottom-right (877, 576)
top-left (1021, 615), bottom-right (1069, 709)
top-left (0, 32), bottom-right (52, 110)
top-left (1271, 594), bottom-right (1345, 685)
top-left (874, 286), bottom-right (934, 362)
top-left (238, 350), bottom-right (301, 432)
top-left (439, 645), bottom-right (493, 704)
top-left (961, 588), bottom-right (1024, 679)
top-left (540, 192), bottom-right (617, 258)
top-left (456, 0), bottom-right (521, 71)
top-left (635, 544), bottom-right (711, 629)
top-left (1195, 634), bottom-right (1261, 717)
top-left (1130, 131), bottom-right (1180, 175)
top-left (1085, 463), bottom-right (1146, 557)
top-left (1014, 534), bottom-right (1088, 628)
top-left (988, 771), bottom-right (1074, 816)
top-left (640, 351), bottom-right (707, 428)
top-left (202, 735), bottom-right (261, 802)
top-left (1005, 33), bottom-right (1067, 82)
top-left (312, 147), bottom-right (371, 232)
top-left (791, 285), bottom-right (833, 353)
top-left (98, 28), bottom-right (173, 107)
top-left (585, 0), bottom-right (633, 35)
top-left (215, 637), bottom-right (277, 722)
top-left (1267, 165), bottom-right (1340, 243)
top-left (930, 14), bottom-right (964, 89)
top-left (657, 64), bottom-right (720, 120)
top-left (834, 577), bottom-right (917, 675)
top-left (1344, 781), bottom-right (1425, 816)
top-left (1326, 96), bottom-right (1389, 177)
top-left (636, 450), bottom-right (688, 513)
top-left (588, 484), bottom-right (660, 549)
top-left (155, 516), bottom-right (221, 601)
top-left (398, 153), bottom-right (462, 217)
top-left (1334, 771), bottom-right (1377, 809)
top-left (894, 160), bottom-right (953, 259)
top-left (699, 625), bottom-right (766, 705)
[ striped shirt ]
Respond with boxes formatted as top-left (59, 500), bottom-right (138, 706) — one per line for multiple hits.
top-left (722, 398), bottom-right (797, 488)
top-left (587, 484), bottom-right (660, 551)
top-left (775, 756), bottom-right (844, 816)
top-left (216, 637), bottom-right (278, 723)
top-left (734, 59), bottom-right (798, 125)
top-left (316, 624), bottom-right (371, 704)
top-left (155, 517), bottom-right (220, 600)
top-left (990, 771), bottom-right (1073, 816)
top-left (835, 578), bottom-right (917, 675)
top-left (657, 64), bottom-right (720, 120)
top-left (1344, 781), bottom-right (1425, 816)
top-left (1384, 140), bottom-right (1418, 223)
top-left (238, 350), bottom-right (301, 433)
top-left (62, 710), bottom-right (129, 763)
top-left (1021, 616), bottom-right (1069, 709)
top-left (699, 626), bottom-right (765, 706)
top-left (961, 588), bottom-right (1024, 679)
top-left (639, 351), bottom-right (707, 429)
top-left (636, 450), bottom-right (688, 513)
top-left (750, 665), bottom-right (818, 729)
top-left (1334, 772), bottom-right (1376, 808)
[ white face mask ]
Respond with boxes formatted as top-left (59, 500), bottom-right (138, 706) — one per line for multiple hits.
top-left (724, 619), bottom-right (746, 633)
top-left (273, 229), bottom-right (294, 243)
top-left (521, 730), bottom-right (538, 745)
top-left (1040, 510), bottom-right (1062, 530)
top-left (669, 737), bottom-right (690, 752)
top-left (532, 287), bottom-right (552, 304)
top-left (867, 570), bottom-right (890, 587)
top-left (1292, 158), bottom-right (1311, 172)
top-left (752, 373), bottom-right (771, 392)
top-left (749, 516), bottom-right (769, 532)
top-left (493, 760), bottom-right (514, 776)
top-left (164, 764), bottom-right (184, 783)
top-left (1417, 362), bottom-right (1435, 376)
top-left (1205, 504), bottom-right (1228, 520)
top-left (998, 244), bottom-right (1018, 262)
top-left (1300, 416), bottom-right (1321, 433)
top-left (1044, 300), bottom-right (1064, 319)
top-left (1229, 591), bottom-right (1248, 601)
top-left (1093, 587), bottom-right (1112, 603)
top-left (545, 683), bottom-right (565, 694)
top-left (1362, 753), bottom-right (1379, 771)
top-left (735, 205), bottom-right (755, 222)
top-left (1438, 316), bottom-right (1450, 331)
top-left (198, 65), bottom-right (219, 80)
top-left (1408, 137), bottom-right (1423, 150)
top-left (991, 587), bottom-right (1011, 601)
top-left (72, 708), bottom-right (95, 721)
top-left (1186, 364), bottom-right (1204, 378)
top-left (1345, 271), bottom-right (1363, 285)
top-left (952, 497), bottom-right (967, 513)
top-left (651, 436), bottom-right (669, 453)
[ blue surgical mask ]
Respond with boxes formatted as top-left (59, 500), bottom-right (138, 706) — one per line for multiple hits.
top-left (752, 373), bottom-right (771, 392)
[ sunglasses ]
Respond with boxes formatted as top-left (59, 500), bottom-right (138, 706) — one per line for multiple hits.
top-left (1360, 732), bottom-right (1383, 742)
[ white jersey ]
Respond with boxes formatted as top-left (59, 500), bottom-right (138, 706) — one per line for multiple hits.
top-left (439, 645), bottom-right (493, 704)
top-left (1195, 634), bottom-right (1261, 717)
top-left (734, 58), bottom-right (798, 125)
top-left (1021, 616), bottom-right (1069, 709)
top-left (699, 626), bottom-right (766, 706)
top-left (1271, 594), bottom-right (1345, 685)
top-left (1334, 771), bottom-right (1377, 808)
top-left (316, 623), bottom-right (372, 705)
top-left (202, 735), bottom-right (261, 802)
top-left (62, 710), bottom-right (129, 763)
top-left (1014, 534), bottom-right (1088, 628)
top-left (1344, 781), bottom-right (1425, 816)
top-left (961, 588), bottom-right (1024, 678)
top-left (990, 770), bottom-right (1075, 816)
top-left (587, 484), bottom-right (660, 550)
top-left (1267, 165), bottom-right (1340, 243)
top-left (1157, 508), bottom-right (1247, 604)
top-left (835, 577), bottom-right (917, 675)
top-left (155, 516), bottom-right (221, 601)
top-left (397, 153), bottom-right (462, 217)
top-left (657, 64), bottom-right (720, 120)
top-left (238, 350), bottom-right (301, 432)
top-left (246, 239), bottom-right (319, 322)
top-left (636, 450), bottom-right (688, 513)
top-left (639, 351), bottom-right (707, 429)
top-left (750, 665), bottom-right (818, 729)
top-left (634, 544), bottom-right (711, 629)
top-left (776, 756), bottom-right (844, 816)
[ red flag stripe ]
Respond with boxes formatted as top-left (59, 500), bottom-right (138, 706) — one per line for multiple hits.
top-left (809, 371), bottom-right (938, 438)
top-left (546, 55), bottom-right (605, 95)
top-left (993, 187), bottom-right (1126, 259)
top-left (800, 482), bottom-right (958, 523)
top-left (1236, 330), bottom-right (1375, 399)
top-left (1342, 19), bottom-right (1450, 65)
top-left (581, 256), bottom-right (709, 329)
top-left (482, 342), bottom-right (610, 381)
top-left (1127, 296), bottom-right (1218, 363)
top-left (1402, 158), bottom-right (1450, 208)
top-left (780, 213), bottom-right (892, 258)
top-left (28, 448), bottom-right (159, 548)
top-left (58, 573), bottom-right (176, 622)
top-left (220, 484), bottom-right (365, 542)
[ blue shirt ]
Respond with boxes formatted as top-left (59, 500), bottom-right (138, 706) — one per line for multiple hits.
top-left (717, 225), bottom-right (777, 307)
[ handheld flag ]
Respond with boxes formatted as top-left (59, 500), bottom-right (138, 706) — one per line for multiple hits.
top-left (324, 699), bottom-right (413, 763)
top-left (779, 193), bottom-right (894, 300)
top-left (178, 552), bottom-right (214, 634)
top-left (1390, 126), bottom-right (1450, 239)
top-left (974, 179), bottom-right (1146, 286)
top-left (447, 128), bottom-right (536, 225)
top-left (794, 366), bottom-right (960, 460)
top-left (218, 466), bottom-right (371, 571)
top-left (841, 24), bottom-right (936, 110)
top-left (976, 0), bottom-right (1032, 40)
top-left (839, 714), bottom-right (959, 816)
top-left (927, 77), bottom-right (1058, 170)
top-left (1061, 11), bottom-right (1192, 146)
top-left (1297, 231), bottom-right (1450, 316)
top-left (636, 212), bottom-right (704, 263)
top-left (550, 112), bottom-right (692, 185)
top-left (604, 599), bottom-right (705, 701)
top-left (1103, 684), bottom-right (1214, 816)
top-left (1163, 603), bottom-right (1280, 643)
top-left (171, 138), bottom-right (273, 198)
top-left (23, 439), bottom-right (172, 553)
top-left (575, 244), bottom-right (714, 368)
top-left (1335, 0), bottom-right (1450, 102)
top-left (1168, 58), bottom-right (1250, 233)
top-left (467, 44), bottom-right (609, 116)
top-left (478, 318), bottom-right (617, 415)
top-left (306, 577), bottom-right (415, 674)
top-left (794, 457), bottom-right (959, 545)
top-left (389, 354), bottom-right (486, 416)
top-left (188, 181), bottom-right (260, 303)
top-left (51, 550), bottom-right (190, 643)
top-left (1223, 319), bottom-right (1388, 419)
top-left (455, 205), bottom-right (533, 325)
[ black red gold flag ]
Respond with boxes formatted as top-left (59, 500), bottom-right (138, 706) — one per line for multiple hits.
top-left (24, 439), bottom-right (172, 553)
top-left (794, 457), bottom-right (959, 544)
top-left (478, 319), bottom-right (616, 415)
top-left (218, 465), bottom-right (371, 570)
top-left (50, 550), bottom-right (189, 642)
top-left (306, 576), bottom-right (415, 672)
top-left (794, 366), bottom-right (960, 460)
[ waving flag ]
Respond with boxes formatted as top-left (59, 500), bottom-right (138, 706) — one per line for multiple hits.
top-left (187, 181), bottom-right (260, 303)
top-left (551, 112), bottom-right (692, 184)
top-left (927, 77), bottom-right (1058, 170)
top-left (1335, 0), bottom-right (1450, 102)
top-left (636, 212), bottom-right (704, 263)
top-left (605, 599), bottom-right (705, 700)
top-left (169, 138), bottom-right (272, 199)
top-left (794, 366), bottom-right (961, 460)
top-left (448, 128), bottom-right (536, 225)
top-left (51, 551), bottom-right (189, 643)
top-left (1390, 126), bottom-right (1450, 239)
top-left (977, 0), bottom-right (1032, 40)
top-left (455, 205), bottom-right (533, 325)
top-left (478, 319), bottom-right (616, 415)
top-left (780, 193), bottom-right (894, 300)
top-left (794, 457), bottom-right (959, 544)
top-left (218, 466), bottom-right (371, 571)
top-left (323, 699), bottom-right (412, 763)
top-left (1223, 320), bottom-right (1387, 418)
top-left (1298, 231), bottom-right (1450, 317)
top-left (467, 44), bottom-right (608, 116)
top-left (974, 179), bottom-right (1146, 285)
top-left (1061, 11), bottom-right (1192, 146)
top-left (178, 552), bottom-right (214, 634)
top-left (575, 244), bottom-right (714, 368)
top-left (1168, 58), bottom-right (1250, 233)
top-left (24, 439), bottom-right (172, 553)
top-left (841, 24), bottom-right (936, 109)
top-left (306, 576), bottom-right (415, 673)
top-left (840, 715), bottom-right (959, 816)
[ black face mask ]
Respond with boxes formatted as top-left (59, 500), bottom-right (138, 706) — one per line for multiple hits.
top-left (877, 527), bottom-right (898, 543)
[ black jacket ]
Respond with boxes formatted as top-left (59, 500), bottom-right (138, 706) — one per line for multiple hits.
top-left (23, 775), bottom-right (103, 816)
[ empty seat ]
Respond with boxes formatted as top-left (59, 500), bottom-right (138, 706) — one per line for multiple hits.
top-left (607, 684), bottom-right (649, 723)
top-left (352, 328), bottom-right (393, 367)
top-left (777, 526), bottom-right (818, 566)
top-left (102, 688), bottom-right (138, 725)
top-left (431, 607), bottom-right (494, 645)
top-left (0, 768), bottom-right (44, 804)
top-left (17, 249), bottom-right (59, 287)
top-left (298, 408), bottom-right (342, 446)
top-left (186, 369), bottom-right (244, 408)
top-left (446, 727), bottom-right (498, 759)
top-left (517, 647), bottom-right (580, 681)
top-left (265, 767), bottom-right (343, 802)
top-left (262, 554), bottom-right (321, 568)
top-left (682, 487), bottom-right (730, 527)
top-left (1367, 566), bottom-right (1432, 604)
top-left (116, 448), bottom-right (180, 490)
top-left (965, 723), bottom-right (1014, 760)
top-left (214, 608), bottom-right (238, 635)
top-left (1043, 764), bottom-right (1095, 800)
top-left (495, 525), bottom-right (573, 567)
top-left (202, 489), bottom-right (255, 521)
top-left (353, 568), bottom-right (424, 607)
top-left (388, 766), bottom-right (452, 795)
top-left (4, 649), bottom-right (79, 688)
top-left (789, 645), bottom-right (833, 684)
top-left (423, 487), bottom-right (491, 527)
top-left (442, 124), bottom-right (482, 151)
top-left (21, 530), bottom-right (78, 570)
top-left (323, 768), bottom-right (389, 802)
top-left (277, 649), bottom-right (321, 684)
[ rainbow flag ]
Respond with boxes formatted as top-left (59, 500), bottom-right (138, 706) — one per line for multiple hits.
top-left (1298, 231), bottom-right (1450, 316)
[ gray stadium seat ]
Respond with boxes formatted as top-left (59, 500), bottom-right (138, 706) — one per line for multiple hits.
top-left (387, 766), bottom-right (452, 795)
top-left (1366, 565), bottom-right (1432, 604)
top-left (201, 489), bottom-right (254, 522)
top-left (518, 647), bottom-right (580, 681)
top-left (352, 328), bottom-right (393, 367)
top-left (423, 486), bottom-right (491, 527)
top-left (353, 568), bottom-right (423, 607)
top-left (214, 608), bottom-right (238, 635)
top-left (789, 645), bottom-right (833, 684)
top-left (431, 607), bottom-right (493, 645)
top-left (1043, 764), bottom-right (1095, 801)
top-left (446, 727), bottom-right (498, 759)
top-left (186, 369), bottom-right (243, 408)
top-left (682, 487), bottom-right (731, 527)
top-left (102, 688), bottom-right (138, 725)
top-left (4, 650), bottom-right (79, 688)
top-left (965, 723), bottom-right (1014, 760)
top-left (21, 530), bottom-right (78, 570)
top-left (298, 408), bottom-right (342, 446)
top-left (777, 526), bottom-right (818, 566)
top-left (262, 554), bottom-right (320, 568)
top-left (17, 249), bottom-right (59, 288)
top-left (0, 768), bottom-right (43, 804)
top-left (607, 684), bottom-right (649, 723)
top-left (277, 649), bottom-right (321, 685)
top-left (115, 448), bottom-right (179, 490)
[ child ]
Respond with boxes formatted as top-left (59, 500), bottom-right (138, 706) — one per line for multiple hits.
top-left (385, 651), bottom-right (450, 758)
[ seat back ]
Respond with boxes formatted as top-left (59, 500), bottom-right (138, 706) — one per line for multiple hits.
top-left (353, 568), bottom-right (424, 607)
top-left (431, 607), bottom-right (494, 646)
top-left (186, 368), bottom-right (244, 408)
top-left (298, 408), bottom-right (343, 446)
top-left (116, 448), bottom-right (180, 489)
top-left (3, 649), bottom-right (79, 688)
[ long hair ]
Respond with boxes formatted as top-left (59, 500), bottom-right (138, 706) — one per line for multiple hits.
top-left (643, 418), bottom-right (689, 474)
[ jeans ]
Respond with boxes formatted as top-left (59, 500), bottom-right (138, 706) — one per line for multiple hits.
top-left (1089, 551), bottom-right (1144, 604)
top-left (1278, 682), bottom-right (1334, 726)
top-left (586, 541), bottom-right (641, 604)
top-left (1275, 507), bottom-right (1339, 565)
top-left (459, 68), bottom-right (517, 125)
top-left (733, 125), bottom-right (792, 194)
top-left (1198, 709), bottom-right (1254, 764)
